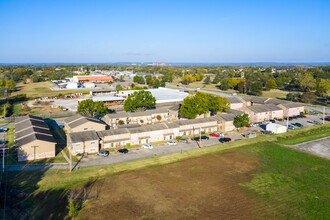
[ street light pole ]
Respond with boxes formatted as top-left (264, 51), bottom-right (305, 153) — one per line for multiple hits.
top-left (323, 106), bottom-right (325, 124)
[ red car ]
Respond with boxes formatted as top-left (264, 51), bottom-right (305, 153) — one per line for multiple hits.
top-left (325, 118), bottom-right (330, 121)
top-left (219, 138), bottom-right (231, 143)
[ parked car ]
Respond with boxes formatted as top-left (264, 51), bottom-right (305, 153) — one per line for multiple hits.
top-left (325, 117), bottom-right (330, 121)
top-left (210, 133), bottom-right (224, 137)
top-left (62, 107), bottom-right (69, 111)
top-left (178, 139), bottom-right (188, 143)
top-left (277, 118), bottom-right (284, 122)
top-left (313, 120), bottom-right (320, 125)
top-left (293, 123), bottom-right (304, 127)
top-left (0, 140), bottom-right (5, 144)
top-left (219, 138), bottom-right (231, 143)
top-left (311, 112), bottom-right (319, 115)
top-left (288, 125), bottom-right (295, 130)
top-left (191, 136), bottom-right (209, 141)
top-left (264, 120), bottom-right (271, 123)
top-left (307, 120), bottom-right (314, 124)
top-left (0, 127), bottom-right (8, 132)
top-left (167, 141), bottom-right (177, 146)
top-left (142, 144), bottom-right (153, 149)
top-left (270, 119), bottom-right (276, 123)
top-left (118, 148), bottom-right (129, 153)
top-left (58, 125), bottom-right (64, 129)
top-left (97, 151), bottom-right (109, 157)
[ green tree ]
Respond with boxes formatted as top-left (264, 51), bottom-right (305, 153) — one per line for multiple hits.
top-left (275, 77), bottom-right (283, 88)
top-left (152, 79), bottom-right (161, 88)
top-left (300, 92), bottom-right (317, 103)
top-left (299, 73), bottom-right (316, 91)
top-left (116, 85), bottom-right (123, 91)
top-left (5, 80), bottom-right (16, 91)
top-left (180, 96), bottom-right (199, 119)
top-left (220, 79), bottom-right (230, 90)
top-left (286, 93), bottom-right (294, 101)
top-left (181, 74), bottom-right (196, 85)
top-left (77, 99), bottom-right (108, 117)
top-left (124, 90), bottom-right (156, 112)
top-left (146, 75), bottom-right (153, 85)
top-left (316, 79), bottom-right (330, 96)
top-left (118, 120), bottom-right (124, 125)
top-left (156, 115), bottom-right (162, 121)
top-left (180, 92), bottom-right (228, 119)
top-left (249, 81), bottom-right (263, 96)
top-left (265, 79), bottom-right (277, 90)
top-left (237, 81), bottom-right (245, 93)
top-left (212, 75), bottom-right (220, 84)
top-left (119, 75), bottom-right (124, 82)
top-left (234, 113), bottom-right (250, 127)
top-left (204, 76), bottom-right (211, 84)
top-left (208, 96), bottom-right (229, 113)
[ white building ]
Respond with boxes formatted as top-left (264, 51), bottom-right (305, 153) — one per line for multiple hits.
top-left (84, 82), bottom-right (96, 88)
top-left (266, 123), bottom-right (287, 134)
top-left (66, 82), bottom-right (79, 89)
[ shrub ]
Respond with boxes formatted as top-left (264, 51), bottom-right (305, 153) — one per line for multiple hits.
top-left (126, 143), bottom-right (131, 147)
top-left (201, 131), bottom-right (206, 135)
top-left (176, 136), bottom-right (182, 140)
top-left (118, 120), bottom-right (124, 125)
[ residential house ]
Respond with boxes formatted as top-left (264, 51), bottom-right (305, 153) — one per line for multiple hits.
top-left (64, 114), bottom-right (106, 133)
top-left (277, 102), bottom-right (304, 117)
top-left (15, 115), bottom-right (56, 161)
top-left (226, 97), bottom-right (250, 110)
top-left (67, 130), bottom-right (100, 155)
top-left (97, 128), bottom-right (130, 149)
top-left (214, 113), bottom-right (236, 132)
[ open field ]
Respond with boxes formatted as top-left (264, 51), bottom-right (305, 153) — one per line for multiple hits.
top-left (4, 123), bottom-right (330, 219)
top-left (11, 82), bottom-right (94, 98)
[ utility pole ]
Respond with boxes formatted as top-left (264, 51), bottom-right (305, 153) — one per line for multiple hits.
top-left (2, 133), bottom-right (5, 171)
top-left (286, 115), bottom-right (289, 131)
top-left (199, 125), bottom-right (202, 148)
top-left (31, 146), bottom-right (39, 160)
top-left (3, 88), bottom-right (7, 118)
top-left (69, 142), bottom-right (72, 172)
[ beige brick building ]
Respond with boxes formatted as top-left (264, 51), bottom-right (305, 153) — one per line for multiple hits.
top-left (15, 115), bottom-right (56, 161)
top-left (64, 114), bottom-right (106, 133)
top-left (67, 130), bottom-right (100, 155)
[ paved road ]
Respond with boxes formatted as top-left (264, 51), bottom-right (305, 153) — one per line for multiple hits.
top-left (289, 137), bottom-right (330, 159)
top-left (75, 134), bottom-right (243, 168)
top-left (4, 133), bottom-right (243, 171)
top-left (167, 84), bottom-right (241, 98)
top-left (304, 106), bottom-right (330, 114)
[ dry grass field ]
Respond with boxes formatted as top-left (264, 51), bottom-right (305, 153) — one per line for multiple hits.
top-left (78, 151), bottom-right (267, 220)
top-left (11, 82), bottom-right (93, 98)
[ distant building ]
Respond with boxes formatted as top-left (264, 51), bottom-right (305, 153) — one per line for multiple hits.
top-left (73, 75), bottom-right (113, 83)
top-left (84, 82), bottom-right (96, 88)
top-left (66, 82), bottom-right (79, 89)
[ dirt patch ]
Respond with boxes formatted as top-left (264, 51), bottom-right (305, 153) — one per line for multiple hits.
top-left (78, 151), bottom-right (268, 220)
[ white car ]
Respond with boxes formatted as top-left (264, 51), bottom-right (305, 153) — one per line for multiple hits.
top-left (142, 144), bottom-right (153, 149)
top-left (167, 141), bottom-right (177, 146)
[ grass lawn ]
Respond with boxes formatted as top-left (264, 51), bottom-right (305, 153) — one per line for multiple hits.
top-left (275, 123), bottom-right (330, 145)
top-left (5, 126), bottom-right (15, 146)
top-left (238, 142), bottom-right (330, 219)
top-left (11, 82), bottom-right (94, 98)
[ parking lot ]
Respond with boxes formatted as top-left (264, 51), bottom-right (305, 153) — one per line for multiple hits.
top-left (289, 137), bottom-right (330, 159)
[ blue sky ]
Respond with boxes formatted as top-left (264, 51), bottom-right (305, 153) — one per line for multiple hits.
top-left (0, 0), bottom-right (330, 63)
